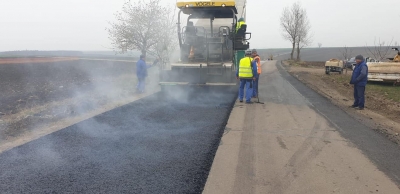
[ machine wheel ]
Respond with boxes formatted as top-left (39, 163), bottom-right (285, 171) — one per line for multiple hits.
top-left (325, 67), bottom-right (330, 75)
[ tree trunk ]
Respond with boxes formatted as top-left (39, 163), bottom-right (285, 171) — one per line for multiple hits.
top-left (141, 41), bottom-right (147, 57)
top-left (290, 42), bottom-right (295, 60)
top-left (296, 43), bottom-right (300, 61)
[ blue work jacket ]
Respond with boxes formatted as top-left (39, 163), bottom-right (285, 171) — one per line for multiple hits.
top-left (136, 59), bottom-right (151, 78)
top-left (350, 61), bottom-right (368, 86)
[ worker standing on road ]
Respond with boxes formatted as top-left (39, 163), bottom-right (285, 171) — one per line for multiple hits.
top-left (252, 49), bottom-right (261, 98)
top-left (350, 55), bottom-right (368, 110)
top-left (237, 50), bottom-right (257, 104)
top-left (236, 18), bottom-right (246, 33)
top-left (136, 55), bottom-right (158, 93)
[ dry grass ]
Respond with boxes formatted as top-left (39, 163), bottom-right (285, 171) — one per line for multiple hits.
top-left (368, 83), bottom-right (400, 102)
top-left (287, 60), bottom-right (326, 68)
top-left (286, 60), bottom-right (400, 103)
top-left (320, 72), bottom-right (400, 103)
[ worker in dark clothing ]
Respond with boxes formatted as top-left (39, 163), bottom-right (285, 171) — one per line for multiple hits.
top-left (236, 50), bottom-right (258, 104)
top-left (350, 55), bottom-right (368, 110)
top-left (136, 55), bottom-right (156, 93)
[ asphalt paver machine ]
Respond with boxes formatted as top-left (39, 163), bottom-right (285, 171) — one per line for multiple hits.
top-left (159, 0), bottom-right (251, 88)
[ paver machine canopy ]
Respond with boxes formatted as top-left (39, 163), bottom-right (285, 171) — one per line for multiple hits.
top-left (159, 0), bottom-right (251, 87)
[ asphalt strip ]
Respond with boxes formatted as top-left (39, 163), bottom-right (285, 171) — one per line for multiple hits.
top-left (276, 60), bottom-right (400, 186)
top-left (0, 87), bottom-right (237, 194)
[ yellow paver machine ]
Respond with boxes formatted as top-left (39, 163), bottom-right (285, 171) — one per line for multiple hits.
top-left (159, 0), bottom-right (251, 88)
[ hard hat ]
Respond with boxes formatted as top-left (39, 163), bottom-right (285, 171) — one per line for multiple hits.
top-left (245, 50), bottom-right (252, 55)
top-left (251, 49), bottom-right (257, 53)
top-left (239, 18), bottom-right (245, 22)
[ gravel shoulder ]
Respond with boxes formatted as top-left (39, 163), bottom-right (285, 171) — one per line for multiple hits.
top-left (282, 61), bottom-right (400, 144)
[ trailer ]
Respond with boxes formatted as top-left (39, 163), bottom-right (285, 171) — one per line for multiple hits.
top-left (325, 59), bottom-right (344, 75)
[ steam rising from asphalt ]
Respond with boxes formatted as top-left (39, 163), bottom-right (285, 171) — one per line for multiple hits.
top-left (0, 48), bottom-right (203, 146)
top-left (0, 49), bottom-right (242, 193)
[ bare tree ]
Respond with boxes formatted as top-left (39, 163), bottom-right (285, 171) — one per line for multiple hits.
top-left (365, 38), bottom-right (394, 61)
top-left (295, 10), bottom-right (312, 61)
top-left (150, 6), bottom-right (177, 62)
top-left (107, 0), bottom-right (176, 57)
top-left (318, 43), bottom-right (322, 48)
top-left (280, 2), bottom-right (311, 61)
top-left (340, 45), bottom-right (353, 60)
top-left (280, 2), bottom-right (302, 60)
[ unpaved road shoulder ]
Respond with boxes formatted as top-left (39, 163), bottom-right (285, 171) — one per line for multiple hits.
top-left (283, 61), bottom-right (400, 145)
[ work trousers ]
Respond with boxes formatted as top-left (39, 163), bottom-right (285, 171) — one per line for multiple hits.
top-left (239, 79), bottom-right (253, 103)
top-left (253, 74), bottom-right (259, 97)
top-left (353, 85), bottom-right (365, 108)
top-left (137, 77), bottom-right (146, 93)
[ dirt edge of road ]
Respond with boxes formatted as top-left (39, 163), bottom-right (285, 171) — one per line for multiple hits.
top-left (281, 61), bottom-right (400, 145)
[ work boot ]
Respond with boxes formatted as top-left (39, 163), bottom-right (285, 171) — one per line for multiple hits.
top-left (350, 105), bottom-right (357, 108)
top-left (355, 107), bottom-right (364, 110)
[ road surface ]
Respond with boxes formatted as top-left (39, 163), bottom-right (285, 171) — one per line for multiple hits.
top-left (203, 61), bottom-right (400, 193)
top-left (0, 87), bottom-right (237, 194)
top-left (1, 61), bottom-right (400, 193)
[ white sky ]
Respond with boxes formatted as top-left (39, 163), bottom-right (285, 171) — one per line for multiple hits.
top-left (0, 0), bottom-right (399, 51)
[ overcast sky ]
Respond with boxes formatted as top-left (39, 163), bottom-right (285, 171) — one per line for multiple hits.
top-left (1, 0), bottom-right (399, 51)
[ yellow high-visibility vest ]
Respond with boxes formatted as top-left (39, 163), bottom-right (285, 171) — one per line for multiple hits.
top-left (239, 57), bottom-right (253, 78)
top-left (236, 21), bottom-right (245, 33)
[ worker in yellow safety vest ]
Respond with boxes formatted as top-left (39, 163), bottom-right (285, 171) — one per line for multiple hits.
top-left (236, 18), bottom-right (246, 33)
top-left (236, 50), bottom-right (258, 104)
top-left (252, 49), bottom-right (261, 98)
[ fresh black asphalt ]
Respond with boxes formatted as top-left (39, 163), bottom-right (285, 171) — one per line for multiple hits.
top-left (0, 87), bottom-right (237, 194)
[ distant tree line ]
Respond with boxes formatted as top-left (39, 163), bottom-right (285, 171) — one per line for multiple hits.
top-left (0, 50), bottom-right (83, 57)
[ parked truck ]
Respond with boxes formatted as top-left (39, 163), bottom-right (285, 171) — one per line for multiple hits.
top-left (368, 48), bottom-right (400, 84)
top-left (325, 59), bottom-right (344, 75)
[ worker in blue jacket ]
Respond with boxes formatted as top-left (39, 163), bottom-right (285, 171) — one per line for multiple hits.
top-left (136, 55), bottom-right (158, 93)
top-left (350, 55), bottom-right (368, 110)
top-left (236, 50), bottom-right (258, 104)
